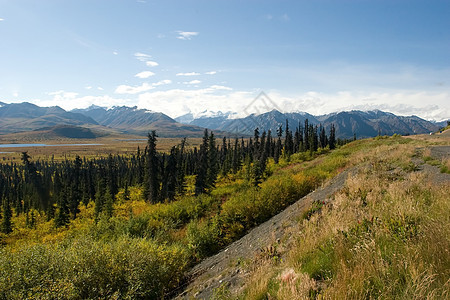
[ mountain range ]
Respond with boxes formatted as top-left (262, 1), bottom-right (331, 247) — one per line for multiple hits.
top-left (177, 109), bottom-right (444, 139)
top-left (0, 101), bottom-right (446, 139)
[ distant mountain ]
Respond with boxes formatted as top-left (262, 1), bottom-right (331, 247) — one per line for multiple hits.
top-left (73, 105), bottom-right (208, 137)
top-left (1, 102), bottom-right (443, 139)
top-left (180, 109), bottom-right (441, 138)
top-left (0, 102), bottom-right (98, 134)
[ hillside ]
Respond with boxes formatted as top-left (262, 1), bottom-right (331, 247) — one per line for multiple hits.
top-left (177, 136), bottom-right (450, 299)
top-left (73, 105), bottom-right (211, 137)
top-left (180, 109), bottom-right (442, 138)
top-left (0, 102), bottom-right (98, 134)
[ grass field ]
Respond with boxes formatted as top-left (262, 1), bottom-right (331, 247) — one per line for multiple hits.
top-left (0, 135), bottom-right (202, 162)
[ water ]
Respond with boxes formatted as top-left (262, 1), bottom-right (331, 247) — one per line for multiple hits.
top-left (0, 143), bottom-right (103, 148)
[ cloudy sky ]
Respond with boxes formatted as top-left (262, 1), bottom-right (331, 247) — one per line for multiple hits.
top-left (0, 0), bottom-right (449, 121)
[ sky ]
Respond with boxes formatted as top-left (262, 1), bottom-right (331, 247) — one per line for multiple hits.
top-left (0, 0), bottom-right (449, 121)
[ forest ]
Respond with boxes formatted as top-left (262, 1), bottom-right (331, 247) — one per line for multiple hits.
top-left (0, 120), bottom-right (342, 232)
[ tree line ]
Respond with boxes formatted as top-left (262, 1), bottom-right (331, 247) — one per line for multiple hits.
top-left (0, 119), bottom-right (349, 233)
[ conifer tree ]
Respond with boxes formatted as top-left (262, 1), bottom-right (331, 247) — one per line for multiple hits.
top-left (195, 129), bottom-right (209, 195)
top-left (206, 132), bottom-right (218, 190)
top-left (103, 186), bottom-right (114, 219)
top-left (123, 183), bottom-right (130, 201)
top-left (319, 124), bottom-right (328, 149)
top-left (274, 125), bottom-right (283, 164)
top-left (144, 131), bottom-right (160, 203)
top-left (304, 119), bottom-right (310, 151)
top-left (232, 138), bottom-right (241, 173)
top-left (1, 197), bottom-right (12, 234)
top-left (284, 119), bottom-right (294, 156)
top-left (94, 178), bottom-right (105, 222)
top-left (176, 138), bottom-right (187, 194)
top-left (329, 124), bottom-right (336, 150)
top-left (54, 185), bottom-right (70, 228)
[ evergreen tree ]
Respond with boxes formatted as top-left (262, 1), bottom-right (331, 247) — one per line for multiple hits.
top-left (284, 119), bottom-right (294, 156)
top-left (274, 125), bottom-right (283, 164)
top-left (144, 131), bottom-right (160, 203)
top-left (206, 132), bottom-right (218, 190)
top-left (103, 186), bottom-right (114, 219)
top-left (176, 138), bottom-right (187, 194)
top-left (54, 185), bottom-right (70, 228)
top-left (123, 183), bottom-right (130, 201)
top-left (329, 124), bottom-right (336, 150)
top-left (232, 138), bottom-right (241, 173)
top-left (304, 119), bottom-right (310, 151)
top-left (195, 129), bottom-right (209, 195)
top-left (1, 197), bottom-right (12, 234)
top-left (319, 124), bottom-right (328, 149)
top-left (94, 178), bottom-right (105, 222)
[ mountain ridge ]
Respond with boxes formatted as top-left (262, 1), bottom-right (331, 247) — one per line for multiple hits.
top-left (0, 101), bottom-right (446, 138)
top-left (178, 109), bottom-right (443, 138)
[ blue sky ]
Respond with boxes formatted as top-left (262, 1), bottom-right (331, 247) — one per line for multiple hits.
top-left (0, 0), bottom-right (449, 120)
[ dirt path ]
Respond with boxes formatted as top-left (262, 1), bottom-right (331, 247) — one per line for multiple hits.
top-left (175, 145), bottom-right (450, 299)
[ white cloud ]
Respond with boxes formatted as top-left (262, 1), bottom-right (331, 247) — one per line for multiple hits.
top-left (146, 61), bottom-right (159, 67)
top-left (205, 71), bottom-right (217, 75)
top-left (134, 52), bottom-right (152, 62)
top-left (183, 80), bottom-right (201, 85)
top-left (153, 79), bottom-right (172, 86)
top-left (13, 92), bottom-right (18, 97)
top-left (115, 79), bottom-right (171, 94)
top-left (32, 85), bottom-right (449, 122)
top-left (137, 87), bottom-right (253, 118)
top-left (115, 83), bottom-right (154, 94)
top-left (0, 18), bottom-right (4, 21)
top-left (33, 94), bottom-right (134, 111)
top-left (176, 31), bottom-right (199, 40)
top-left (135, 71), bottom-right (155, 79)
top-left (97, 87), bottom-right (104, 91)
top-left (210, 85), bottom-right (232, 90)
top-left (113, 51), bottom-right (118, 55)
top-left (48, 90), bottom-right (79, 98)
top-left (176, 72), bottom-right (200, 76)
top-left (85, 86), bottom-right (92, 90)
top-left (134, 87), bottom-right (450, 121)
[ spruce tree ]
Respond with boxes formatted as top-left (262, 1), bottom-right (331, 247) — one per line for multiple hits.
top-left (195, 129), bottom-right (209, 195)
top-left (54, 186), bottom-right (70, 228)
top-left (329, 124), bottom-right (336, 150)
top-left (103, 186), bottom-right (114, 219)
top-left (207, 132), bottom-right (218, 190)
top-left (145, 131), bottom-right (160, 203)
top-left (1, 197), bottom-right (12, 234)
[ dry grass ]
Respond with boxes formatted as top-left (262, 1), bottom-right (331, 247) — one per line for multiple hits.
top-left (240, 138), bottom-right (450, 299)
top-left (0, 136), bottom-right (202, 162)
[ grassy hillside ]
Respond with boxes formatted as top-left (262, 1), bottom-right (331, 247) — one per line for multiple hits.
top-left (239, 141), bottom-right (449, 299)
top-left (0, 135), bottom-right (449, 299)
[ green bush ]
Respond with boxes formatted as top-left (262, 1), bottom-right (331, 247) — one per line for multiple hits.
top-left (186, 218), bottom-right (221, 260)
top-left (0, 236), bottom-right (189, 299)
